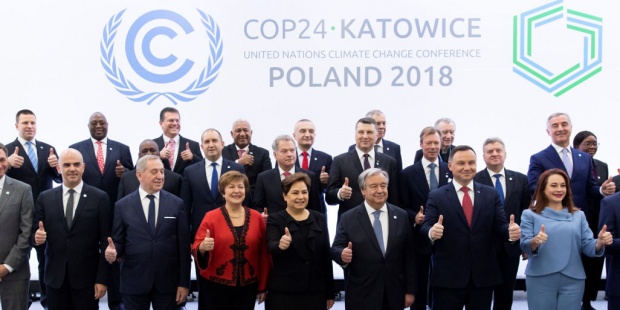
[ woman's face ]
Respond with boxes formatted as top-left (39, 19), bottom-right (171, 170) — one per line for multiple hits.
top-left (283, 181), bottom-right (309, 211)
top-left (578, 135), bottom-right (598, 157)
top-left (223, 180), bottom-right (246, 205)
top-left (544, 174), bottom-right (567, 206)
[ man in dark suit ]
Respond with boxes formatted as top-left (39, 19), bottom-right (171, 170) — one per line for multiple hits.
top-left (348, 110), bottom-right (402, 171)
top-left (421, 145), bottom-right (521, 310)
top-left (118, 139), bottom-right (183, 199)
top-left (399, 126), bottom-right (452, 310)
top-left (106, 155), bottom-right (190, 309)
top-left (292, 119), bottom-right (332, 212)
top-left (221, 119), bottom-right (272, 206)
top-left (599, 191), bottom-right (620, 309)
top-left (0, 143), bottom-right (34, 310)
top-left (474, 138), bottom-right (530, 310)
top-left (326, 117), bottom-right (398, 220)
top-left (154, 107), bottom-right (202, 176)
top-left (254, 135), bottom-right (322, 215)
top-left (331, 168), bottom-right (416, 310)
top-left (414, 118), bottom-right (457, 163)
top-left (5, 109), bottom-right (61, 308)
top-left (33, 149), bottom-right (110, 310)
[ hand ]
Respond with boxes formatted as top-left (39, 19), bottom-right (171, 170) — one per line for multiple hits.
top-left (256, 292), bottom-right (266, 304)
top-left (105, 237), bottom-right (117, 264)
top-left (35, 221), bottom-right (46, 245)
top-left (160, 143), bottom-right (171, 160)
top-left (341, 242), bottom-right (353, 264)
top-left (319, 166), bottom-right (329, 184)
top-left (199, 229), bottom-right (215, 253)
top-left (405, 293), bottom-right (415, 308)
top-left (430, 215), bottom-right (444, 240)
top-left (415, 206), bottom-right (425, 225)
top-left (238, 152), bottom-right (254, 166)
top-left (176, 287), bottom-right (189, 305)
top-left (8, 147), bottom-right (24, 168)
top-left (180, 142), bottom-right (194, 161)
top-left (326, 299), bottom-right (335, 309)
top-left (531, 224), bottom-right (547, 250)
top-left (602, 177), bottom-right (616, 195)
top-left (47, 148), bottom-right (57, 168)
top-left (261, 208), bottom-right (268, 222)
top-left (597, 224), bottom-right (613, 250)
top-left (279, 227), bottom-right (292, 250)
top-left (0, 265), bottom-right (9, 279)
top-left (521, 252), bottom-right (529, 260)
top-left (508, 214), bottom-right (521, 241)
top-left (339, 177), bottom-right (352, 200)
top-left (94, 283), bottom-right (107, 299)
top-left (115, 160), bottom-right (124, 177)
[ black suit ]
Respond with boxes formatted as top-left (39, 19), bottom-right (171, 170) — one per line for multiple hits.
top-left (474, 168), bottom-right (530, 310)
top-left (348, 139), bottom-right (402, 171)
top-left (414, 145), bottom-right (455, 164)
top-left (153, 135), bottom-right (202, 176)
top-left (118, 169), bottom-right (182, 200)
top-left (295, 148), bottom-right (333, 213)
top-left (254, 167), bottom-right (322, 214)
top-left (221, 143), bottom-right (272, 206)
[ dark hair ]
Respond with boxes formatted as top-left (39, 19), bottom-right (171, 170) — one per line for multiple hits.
top-left (572, 130), bottom-right (596, 149)
top-left (281, 172), bottom-right (311, 195)
top-left (16, 109), bottom-right (35, 123)
top-left (159, 107), bottom-right (179, 122)
top-left (0, 143), bottom-right (8, 157)
top-left (218, 171), bottom-right (249, 195)
top-left (448, 145), bottom-right (476, 162)
top-left (530, 169), bottom-right (575, 214)
top-left (356, 117), bottom-right (377, 128)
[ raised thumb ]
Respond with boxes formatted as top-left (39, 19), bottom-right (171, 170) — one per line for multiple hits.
top-left (285, 227), bottom-right (291, 236)
top-left (186, 142), bottom-right (190, 150)
top-left (344, 177), bottom-right (349, 187)
top-left (347, 242), bottom-right (352, 250)
top-left (541, 224), bottom-right (545, 234)
top-left (206, 229), bottom-right (211, 238)
top-left (49, 148), bottom-right (54, 156)
top-left (14, 147), bottom-right (19, 155)
top-left (509, 214), bottom-right (515, 225)
top-left (263, 208), bottom-right (268, 215)
top-left (321, 166), bottom-right (326, 173)
top-left (600, 224), bottom-right (607, 235)
top-left (107, 237), bottom-right (115, 249)
top-left (117, 160), bottom-right (122, 166)
top-left (38, 221), bottom-right (44, 231)
top-left (419, 206), bottom-right (424, 214)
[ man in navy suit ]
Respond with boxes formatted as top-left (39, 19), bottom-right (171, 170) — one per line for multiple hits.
top-left (221, 119), bottom-right (272, 206)
top-left (154, 107), bottom-right (203, 176)
top-left (292, 119), bottom-right (332, 212)
top-left (348, 110), bottom-right (402, 171)
top-left (399, 126), bottom-right (452, 310)
top-left (106, 155), bottom-right (190, 310)
top-left (331, 168), bottom-right (416, 310)
top-left (421, 145), bottom-right (521, 310)
top-left (327, 117), bottom-right (399, 220)
top-left (33, 149), bottom-right (111, 310)
top-left (5, 109), bottom-right (61, 308)
top-left (414, 118), bottom-right (457, 164)
top-left (474, 138), bottom-right (530, 310)
top-left (599, 191), bottom-right (620, 309)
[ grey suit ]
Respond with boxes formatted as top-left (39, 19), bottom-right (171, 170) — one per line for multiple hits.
top-left (0, 176), bottom-right (34, 310)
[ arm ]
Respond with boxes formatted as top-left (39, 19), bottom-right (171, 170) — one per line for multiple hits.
top-left (256, 213), bottom-right (271, 292)
top-left (397, 170), bottom-right (416, 225)
top-left (404, 215), bottom-right (417, 295)
top-left (266, 215), bottom-right (287, 255)
top-left (387, 160), bottom-right (399, 206)
top-left (319, 214), bottom-right (335, 301)
top-left (120, 146), bottom-right (134, 171)
top-left (325, 159), bottom-right (343, 205)
top-left (176, 199), bottom-right (191, 289)
top-left (32, 194), bottom-right (46, 246)
top-left (49, 146), bottom-right (62, 183)
top-left (3, 186), bottom-right (34, 271)
top-left (600, 197), bottom-right (620, 255)
top-left (111, 201), bottom-right (126, 259)
top-left (520, 210), bottom-right (537, 256)
top-left (420, 193), bottom-right (439, 241)
top-left (527, 154), bottom-right (543, 196)
top-left (259, 150), bottom-right (272, 172)
top-left (191, 215), bottom-right (212, 271)
top-left (96, 194), bottom-right (112, 286)
top-left (307, 171), bottom-right (323, 213)
top-left (330, 215), bottom-right (349, 265)
top-left (180, 171), bottom-right (193, 233)
top-left (252, 174), bottom-right (267, 212)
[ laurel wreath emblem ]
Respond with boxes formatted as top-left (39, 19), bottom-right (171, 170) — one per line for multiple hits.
top-left (100, 9), bottom-right (224, 105)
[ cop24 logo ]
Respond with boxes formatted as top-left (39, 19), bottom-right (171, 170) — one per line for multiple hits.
top-left (101, 9), bottom-right (223, 105)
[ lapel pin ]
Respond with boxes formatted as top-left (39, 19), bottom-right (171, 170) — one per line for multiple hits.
top-left (393, 215), bottom-right (397, 219)
top-left (376, 161), bottom-right (380, 165)
top-left (386, 147), bottom-right (390, 151)
top-left (83, 194), bottom-right (87, 198)
top-left (40, 146), bottom-right (44, 149)
top-left (110, 147), bottom-right (113, 150)
top-left (509, 177), bottom-right (513, 181)
top-left (597, 176), bottom-right (601, 180)
top-left (5, 191), bottom-right (9, 195)
top-left (314, 157), bottom-right (317, 161)
top-left (226, 165), bottom-right (231, 169)
top-left (578, 154), bottom-right (582, 157)
top-left (250, 152), bottom-right (254, 155)
top-left (477, 190), bottom-right (481, 194)
top-left (448, 178), bottom-right (452, 182)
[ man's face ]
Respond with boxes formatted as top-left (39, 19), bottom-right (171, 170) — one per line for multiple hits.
top-left (293, 121), bottom-right (315, 150)
top-left (546, 115), bottom-right (572, 147)
top-left (58, 150), bottom-right (85, 188)
top-left (0, 149), bottom-right (8, 179)
top-left (137, 159), bottom-right (165, 194)
top-left (448, 149), bottom-right (477, 185)
top-left (231, 121), bottom-right (252, 149)
top-left (371, 113), bottom-right (386, 141)
top-left (437, 121), bottom-right (455, 149)
top-left (159, 112), bottom-right (181, 138)
top-left (361, 173), bottom-right (388, 208)
top-left (420, 132), bottom-right (441, 162)
top-left (88, 113), bottom-right (108, 141)
top-left (16, 114), bottom-right (37, 141)
top-left (482, 142), bottom-right (506, 170)
top-left (138, 141), bottom-right (159, 158)
top-left (355, 123), bottom-right (377, 153)
top-left (274, 140), bottom-right (296, 170)
top-left (201, 130), bottom-right (224, 162)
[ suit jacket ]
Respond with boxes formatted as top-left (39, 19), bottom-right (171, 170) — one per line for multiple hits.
top-left (154, 135), bottom-right (203, 176)
top-left (180, 159), bottom-right (245, 240)
top-left (295, 148), bottom-right (332, 213)
top-left (117, 169), bottom-right (183, 200)
top-left (586, 158), bottom-right (608, 228)
top-left (326, 149), bottom-right (398, 218)
top-left (528, 145), bottom-right (600, 211)
top-left (5, 138), bottom-right (61, 201)
top-left (421, 182), bottom-right (509, 289)
top-left (0, 176), bottom-right (34, 281)
top-left (600, 192), bottom-right (620, 297)
top-left (112, 190), bottom-right (190, 294)
top-left (331, 203), bottom-right (416, 310)
top-left (69, 138), bottom-right (133, 209)
top-left (474, 168), bottom-right (530, 257)
top-left (414, 145), bottom-right (455, 164)
top-left (34, 184), bottom-right (110, 289)
top-left (254, 167), bottom-right (322, 214)
top-left (221, 143), bottom-right (272, 203)
top-left (398, 160), bottom-right (452, 254)
top-left (348, 139), bottom-right (402, 171)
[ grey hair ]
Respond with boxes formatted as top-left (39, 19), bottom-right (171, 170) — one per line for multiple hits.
top-left (358, 168), bottom-right (389, 190)
top-left (136, 154), bottom-right (160, 173)
top-left (271, 134), bottom-right (296, 151)
top-left (434, 118), bottom-right (456, 130)
top-left (482, 137), bottom-right (505, 150)
top-left (365, 109), bottom-right (384, 118)
top-left (546, 112), bottom-right (571, 127)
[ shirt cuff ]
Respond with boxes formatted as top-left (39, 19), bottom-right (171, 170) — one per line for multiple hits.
top-left (4, 264), bottom-right (14, 273)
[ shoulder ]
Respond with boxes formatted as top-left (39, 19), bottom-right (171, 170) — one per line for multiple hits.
top-left (84, 184), bottom-right (108, 198)
top-left (383, 139), bottom-right (400, 149)
top-left (108, 139), bottom-right (130, 149)
top-left (387, 203), bottom-right (407, 216)
top-left (184, 160), bottom-right (205, 173)
top-left (5, 176), bottom-right (30, 190)
top-left (505, 169), bottom-right (528, 181)
top-left (312, 149), bottom-right (332, 159)
top-left (68, 139), bottom-right (89, 149)
top-left (249, 144), bottom-right (270, 156)
top-left (340, 203), bottom-right (364, 220)
top-left (164, 170), bottom-right (182, 180)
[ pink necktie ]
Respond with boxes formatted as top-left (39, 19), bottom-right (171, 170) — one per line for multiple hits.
top-left (168, 139), bottom-right (175, 169)
top-left (96, 141), bottom-right (105, 173)
top-left (237, 149), bottom-right (245, 159)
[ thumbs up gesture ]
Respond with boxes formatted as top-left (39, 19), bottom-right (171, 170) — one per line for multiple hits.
top-left (341, 242), bottom-right (353, 264)
top-left (105, 237), bottom-right (117, 264)
top-left (199, 229), bottom-right (215, 254)
top-left (115, 160), bottom-right (125, 177)
top-left (339, 177), bottom-right (352, 200)
top-left (35, 221), bottom-right (47, 245)
top-left (180, 142), bottom-right (194, 161)
top-left (415, 206), bottom-right (425, 225)
top-left (319, 166), bottom-right (329, 184)
top-left (47, 148), bottom-right (58, 168)
top-left (596, 225), bottom-right (613, 249)
top-left (261, 208), bottom-right (268, 223)
top-left (160, 142), bottom-right (171, 160)
top-left (430, 215), bottom-right (444, 240)
top-left (279, 227), bottom-right (292, 250)
top-left (601, 177), bottom-right (616, 195)
top-left (8, 147), bottom-right (24, 168)
top-left (508, 214), bottom-right (521, 241)
top-left (533, 224), bottom-right (547, 248)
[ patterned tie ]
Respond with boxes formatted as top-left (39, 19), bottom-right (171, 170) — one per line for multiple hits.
top-left (301, 151), bottom-right (309, 170)
top-left (96, 141), bottom-right (105, 173)
top-left (363, 154), bottom-right (371, 170)
top-left (373, 210), bottom-right (385, 255)
top-left (561, 148), bottom-right (573, 177)
top-left (147, 194), bottom-right (156, 235)
top-left (237, 149), bottom-right (245, 160)
top-left (210, 163), bottom-right (218, 199)
top-left (429, 163), bottom-right (438, 191)
top-left (168, 139), bottom-right (175, 169)
top-left (461, 187), bottom-right (473, 227)
top-left (283, 171), bottom-right (291, 178)
top-left (66, 189), bottom-right (75, 229)
top-left (26, 141), bottom-right (38, 172)
top-left (494, 174), bottom-right (505, 205)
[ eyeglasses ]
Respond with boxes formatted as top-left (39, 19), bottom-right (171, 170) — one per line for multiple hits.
top-left (583, 142), bottom-right (600, 148)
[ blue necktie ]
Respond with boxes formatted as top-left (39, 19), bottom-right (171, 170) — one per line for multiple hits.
top-left (147, 194), bottom-right (156, 235)
top-left (210, 162), bottom-right (218, 199)
top-left (494, 174), bottom-right (505, 205)
top-left (561, 148), bottom-right (573, 177)
top-left (429, 163), bottom-right (438, 191)
top-left (373, 210), bottom-right (385, 255)
top-left (26, 141), bottom-right (38, 172)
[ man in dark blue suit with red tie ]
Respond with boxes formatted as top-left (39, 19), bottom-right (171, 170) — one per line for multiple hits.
top-left (348, 110), bottom-right (403, 171)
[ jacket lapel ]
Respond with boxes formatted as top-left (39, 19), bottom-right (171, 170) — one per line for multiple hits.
top-left (356, 206), bottom-right (383, 257)
top-left (0, 177), bottom-right (13, 216)
top-left (385, 205), bottom-right (398, 256)
top-left (70, 185), bottom-right (89, 229)
top-left (447, 185), bottom-right (469, 228)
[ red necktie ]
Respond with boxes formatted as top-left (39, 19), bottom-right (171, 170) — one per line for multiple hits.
top-left (237, 149), bottom-right (245, 160)
top-left (283, 171), bottom-right (291, 178)
top-left (301, 152), bottom-right (309, 170)
top-left (96, 141), bottom-right (105, 173)
top-left (461, 187), bottom-right (473, 226)
top-left (168, 139), bottom-right (175, 169)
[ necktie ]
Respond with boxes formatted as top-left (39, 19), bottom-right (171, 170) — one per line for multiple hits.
top-left (429, 163), bottom-right (438, 191)
top-left (66, 189), bottom-right (75, 229)
top-left (147, 194), bottom-right (156, 234)
top-left (461, 187), bottom-right (473, 227)
top-left (168, 139), bottom-right (175, 169)
top-left (561, 148), bottom-right (573, 177)
top-left (363, 154), bottom-right (371, 170)
top-left (237, 149), bottom-right (245, 160)
top-left (494, 174), bottom-right (505, 205)
top-left (96, 141), bottom-right (105, 173)
top-left (210, 163), bottom-right (218, 199)
top-left (301, 151), bottom-right (309, 170)
top-left (26, 141), bottom-right (38, 172)
top-left (373, 210), bottom-right (385, 255)
top-left (283, 171), bottom-right (291, 178)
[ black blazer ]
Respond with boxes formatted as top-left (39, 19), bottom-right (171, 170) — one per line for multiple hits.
top-left (154, 135), bottom-right (203, 176)
top-left (348, 139), bottom-right (402, 171)
top-left (5, 138), bottom-right (61, 201)
top-left (266, 210), bottom-right (334, 298)
top-left (221, 143), bottom-right (272, 192)
top-left (254, 167), bottom-right (322, 214)
top-left (294, 148), bottom-right (332, 213)
top-left (117, 169), bottom-right (183, 200)
top-left (413, 145), bottom-right (455, 164)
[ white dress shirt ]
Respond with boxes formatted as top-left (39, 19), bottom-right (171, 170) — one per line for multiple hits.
top-left (486, 168), bottom-right (506, 198)
top-left (62, 182), bottom-right (84, 219)
top-left (139, 187), bottom-right (160, 226)
top-left (364, 202), bottom-right (388, 250)
top-left (91, 137), bottom-right (108, 163)
top-left (205, 157), bottom-right (223, 190)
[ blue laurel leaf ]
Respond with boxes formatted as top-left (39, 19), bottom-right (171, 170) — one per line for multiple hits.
top-left (166, 92), bottom-right (196, 102)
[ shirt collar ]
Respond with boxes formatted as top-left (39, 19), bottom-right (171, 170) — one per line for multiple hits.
top-left (551, 143), bottom-right (571, 154)
top-left (278, 165), bottom-right (295, 176)
top-left (421, 156), bottom-right (439, 168)
top-left (17, 137), bottom-right (36, 146)
top-left (452, 179), bottom-right (474, 193)
top-left (163, 134), bottom-right (179, 144)
top-left (355, 147), bottom-right (375, 161)
top-left (91, 137), bottom-right (108, 145)
top-left (62, 181), bottom-right (84, 195)
top-left (486, 167), bottom-right (505, 178)
top-left (0, 175), bottom-right (5, 191)
top-left (297, 147), bottom-right (312, 157)
top-left (139, 186), bottom-right (160, 200)
top-left (364, 201), bottom-right (387, 214)
top-left (235, 144), bottom-right (249, 152)
top-left (206, 157), bottom-right (223, 167)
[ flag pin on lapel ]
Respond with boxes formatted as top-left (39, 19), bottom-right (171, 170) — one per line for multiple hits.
top-left (393, 215), bottom-right (397, 219)
top-left (83, 194), bottom-right (87, 198)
